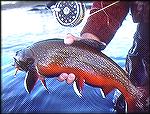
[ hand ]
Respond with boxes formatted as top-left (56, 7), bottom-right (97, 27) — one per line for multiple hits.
top-left (57, 33), bottom-right (77, 84)
top-left (63, 33), bottom-right (77, 45)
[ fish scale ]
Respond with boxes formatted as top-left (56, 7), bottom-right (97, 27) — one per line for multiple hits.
top-left (14, 38), bottom-right (146, 112)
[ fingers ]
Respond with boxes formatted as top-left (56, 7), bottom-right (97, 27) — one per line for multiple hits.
top-left (57, 73), bottom-right (68, 82)
top-left (64, 33), bottom-right (77, 45)
top-left (66, 73), bottom-right (76, 84)
top-left (57, 73), bottom-right (76, 84)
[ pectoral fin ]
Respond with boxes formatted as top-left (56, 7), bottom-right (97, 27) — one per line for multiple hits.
top-left (24, 69), bottom-right (38, 93)
top-left (24, 66), bottom-right (50, 94)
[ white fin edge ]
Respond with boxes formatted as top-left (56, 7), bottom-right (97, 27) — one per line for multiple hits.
top-left (24, 71), bottom-right (30, 94)
top-left (99, 88), bottom-right (106, 98)
top-left (40, 80), bottom-right (50, 94)
top-left (73, 81), bottom-right (82, 98)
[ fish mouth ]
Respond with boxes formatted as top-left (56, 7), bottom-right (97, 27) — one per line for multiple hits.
top-left (13, 57), bottom-right (25, 76)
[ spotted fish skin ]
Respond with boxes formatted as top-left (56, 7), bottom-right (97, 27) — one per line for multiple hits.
top-left (14, 39), bottom-right (145, 112)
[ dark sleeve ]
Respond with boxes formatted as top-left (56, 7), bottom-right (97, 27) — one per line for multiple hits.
top-left (80, 1), bottom-right (129, 45)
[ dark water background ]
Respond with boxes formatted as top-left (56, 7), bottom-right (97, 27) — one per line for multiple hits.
top-left (1, 2), bottom-right (137, 113)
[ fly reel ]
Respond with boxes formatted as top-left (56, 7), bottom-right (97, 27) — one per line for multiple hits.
top-left (54, 1), bottom-right (85, 27)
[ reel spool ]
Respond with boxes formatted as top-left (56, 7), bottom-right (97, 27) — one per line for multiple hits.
top-left (55, 1), bottom-right (85, 27)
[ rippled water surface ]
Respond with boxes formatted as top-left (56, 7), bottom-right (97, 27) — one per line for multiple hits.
top-left (2, 5), bottom-right (137, 113)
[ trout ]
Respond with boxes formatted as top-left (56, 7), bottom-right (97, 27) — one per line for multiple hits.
top-left (13, 39), bottom-right (146, 112)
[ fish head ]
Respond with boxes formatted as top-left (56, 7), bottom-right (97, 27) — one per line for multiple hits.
top-left (13, 48), bottom-right (35, 73)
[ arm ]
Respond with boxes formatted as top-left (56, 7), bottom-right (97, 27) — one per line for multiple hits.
top-left (81, 1), bottom-right (129, 45)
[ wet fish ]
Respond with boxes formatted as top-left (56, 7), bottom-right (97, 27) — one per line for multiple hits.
top-left (13, 38), bottom-right (145, 112)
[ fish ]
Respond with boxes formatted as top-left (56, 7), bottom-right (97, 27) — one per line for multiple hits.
top-left (13, 38), bottom-right (146, 112)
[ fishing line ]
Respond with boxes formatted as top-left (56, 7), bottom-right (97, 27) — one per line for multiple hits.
top-left (88, 1), bottom-right (120, 18)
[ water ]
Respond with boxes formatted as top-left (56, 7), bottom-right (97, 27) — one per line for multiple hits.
top-left (1, 5), bottom-right (137, 113)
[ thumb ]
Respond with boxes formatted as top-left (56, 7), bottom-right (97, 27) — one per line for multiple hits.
top-left (64, 33), bottom-right (77, 45)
